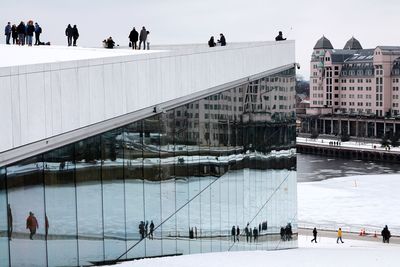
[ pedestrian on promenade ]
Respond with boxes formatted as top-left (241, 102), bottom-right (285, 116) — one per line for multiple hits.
top-left (275, 31), bottom-right (286, 41)
top-left (65, 24), bottom-right (73, 46)
top-left (311, 227), bottom-right (318, 243)
top-left (231, 225), bottom-right (236, 242)
top-left (236, 225), bottom-right (240, 242)
top-left (139, 26), bottom-right (147, 50)
top-left (72, 25), bottom-right (79, 46)
top-left (34, 22), bottom-right (42, 45)
top-left (5, 22), bottom-right (11, 44)
top-left (129, 27), bottom-right (139, 49)
top-left (336, 228), bottom-right (344, 243)
top-left (381, 225), bottom-right (391, 243)
top-left (26, 211), bottom-right (39, 240)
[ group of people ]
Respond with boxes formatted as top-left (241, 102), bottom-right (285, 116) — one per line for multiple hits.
top-left (310, 225), bottom-right (392, 244)
top-left (4, 21), bottom-right (43, 46)
top-left (280, 223), bottom-right (293, 241)
top-left (65, 24), bottom-right (79, 46)
top-left (208, 33), bottom-right (226, 47)
top-left (138, 220), bottom-right (155, 240)
top-left (7, 205), bottom-right (49, 240)
top-left (129, 26), bottom-right (150, 50)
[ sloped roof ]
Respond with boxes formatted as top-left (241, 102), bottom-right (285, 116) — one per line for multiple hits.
top-left (314, 36), bottom-right (333, 50)
top-left (344, 37), bottom-right (363, 50)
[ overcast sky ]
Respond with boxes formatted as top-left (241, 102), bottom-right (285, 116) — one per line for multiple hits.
top-left (1, 0), bottom-right (400, 78)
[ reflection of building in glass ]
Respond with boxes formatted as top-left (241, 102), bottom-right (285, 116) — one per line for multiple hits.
top-left (0, 44), bottom-right (296, 267)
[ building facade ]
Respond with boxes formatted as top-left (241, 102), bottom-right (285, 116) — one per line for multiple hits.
top-left (304, 36), bottom-right (400, 137)
top-left (0, 43), bottom-right (297, 266)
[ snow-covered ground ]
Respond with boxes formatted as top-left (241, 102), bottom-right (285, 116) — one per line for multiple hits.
top-left (107, 235), bottom-right (400, 267)
top-left (298, 174), bottom-right (400, 235)
top-left (297, 137), bottom-right (400, 152)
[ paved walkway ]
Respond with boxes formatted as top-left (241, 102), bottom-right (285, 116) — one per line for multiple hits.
top-left (299, 228), bottom-right (400, 244)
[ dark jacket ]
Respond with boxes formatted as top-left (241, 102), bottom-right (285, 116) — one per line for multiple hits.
top-left (17, 23), bottom-right (25, 34)
top-left (139, 28), bottom-right (147, 41)
top-left (313, 228), bottom-right (317, 237)
top-left (208, 37), bottom-right (216, 47)
top-left (72, 26), bottom-right (79, 38)
top-left (11, 25), bottom-right (17, 38)
top-left (5, 24), bottom-right (11, 35)
top-left (218, 35), bottom-right (226, 46)
top-left (65, 26), bottom-right (73, 37)
top-left (26, 25), bottom-right (35, 36)
top-left (275, 34), bottom-right (286, 41)
top-left (129, 29), bottom-right (139, 42)
top-left (106, 38), bottom-right (115, 49)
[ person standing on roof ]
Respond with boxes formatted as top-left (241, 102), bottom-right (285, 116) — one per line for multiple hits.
top-left (217, 33), bottom-right (226, 46)
top-left (139, 26), bottom-right (147, 50)
top-left (72, 25), bottom-right (79, 46)
top-left (17, 21), bottom-right (26, 45)
top-left (34, 22), bottom-right (42, 45)
top-left (5, 22), bottom-right (11, 45)
top-left (129, 27), bottom-right (139, 49)
top-left (65, 24), bottom-right (73, 46)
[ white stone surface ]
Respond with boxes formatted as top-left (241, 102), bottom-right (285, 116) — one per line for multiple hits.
top-left (0, 41), bottom-right (295, 153)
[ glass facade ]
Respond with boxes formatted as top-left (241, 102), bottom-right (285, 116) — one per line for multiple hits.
top-left (0, 68), bottom-right (297, 267)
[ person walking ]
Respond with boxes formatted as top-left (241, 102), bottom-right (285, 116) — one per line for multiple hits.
top-left (65, 24), bottom-right (73, 46)
top-left (381, 225), bottom-right (391, 243)
top-left (149, 220), bottom-right (154, 240)
top-left (336, 228), bottom-right (344, 243)
top-left (34, 22), bottom-right (42, 45)
top-left (129, 27), bottom-right (139, 49)
top-left (275, 31), bottom-right (287, 41)
top-left (231, 225), bottom-right (236, 242)
top-left (217, 33), bottom-right (226, 46)
top-left (11, 24), bottom-right (17, 44)
top-left (139, 26), bottom-right (147, 50)
top-left (311, 227), bottom-right (318, 243)
top-left (208, 36), bottom-right (216, 47)
top-left (26, 21), bottom-right (35, 46)
top-left (17, 21), bottom-right (26, 45)
top-left (236, 225), bottom-right (240, 242)
top-left (5, 22), bottom-right (11, 45)
top-left (72, 25), bottom-right (79, 46)
top-left (26, 212), bottom-right (39, 240)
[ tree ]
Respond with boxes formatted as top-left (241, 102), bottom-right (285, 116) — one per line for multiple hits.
top-left (310, 129), bottom-right (319, 139)
top-left (381, 133), bottom-right (390, 148)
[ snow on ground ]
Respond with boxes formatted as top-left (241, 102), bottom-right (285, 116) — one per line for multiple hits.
top-left (297, 137), bottom-right (400, 152)
top-left (108, 235), bottom-right (400, 267)
top-left (298, 174), bottom-right (400, 235)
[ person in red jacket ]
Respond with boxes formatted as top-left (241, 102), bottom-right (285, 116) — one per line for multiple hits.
top-left (26, 212), bottom-right (39, 240)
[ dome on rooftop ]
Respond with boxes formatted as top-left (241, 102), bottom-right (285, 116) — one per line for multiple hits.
top-left (344, 37), bottom-right (363, 50)
top-left (313, 36), bottom-right (333, 50)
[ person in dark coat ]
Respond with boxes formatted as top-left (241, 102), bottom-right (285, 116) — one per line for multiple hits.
top-left (26, 21), bottom-right (35, 46)
top-left (231, 225), bottom-right (236, 242)
top-left (217, 33), bottom-right (226, 46)
top-left (129, 27), bottom-right (139, 49)
top-left (17, 21), bottom-right (26, 45)
top-left (149, 220), bottom-right (154, 239)
top-left (245, 224), bottom-right (249, 242)
top-left (311, 227), bottom-right (318, 243)
top-left (26, 211), bottom-right (39, 240)
top-left (139, 221), bottom-right (145, 239)
top-left (5, 22), bottom-right (11, 45)
top-left (105, 37), bottom-right (115, 49)
top-left (208, 36), bottom-right (216, 47)
top-left (34, 23), bottom-right (42, 45)
top-left (381, 225), bottom-right (391, 243)
top-left (139, 26), bottom-right (147, 50)
top-left (280, 227), bottom-right (285, 241)
top-left (236, 225), bottom-right (240, 242)
top-left (72, 25), bottom-right (79, 46)
top-left (65, 24), bottom-right (73, 46)
top-left (253, 227), bottom-right (258, 242)
top-left (275, 31), bottom-right (286, 41)
top-left (11, 24), bottom-right (17, 44)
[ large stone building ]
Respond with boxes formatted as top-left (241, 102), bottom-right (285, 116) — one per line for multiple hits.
top-left (0, 42), bottom-right (297, 266)
top-left (303, 36), bottom-right (400, 137)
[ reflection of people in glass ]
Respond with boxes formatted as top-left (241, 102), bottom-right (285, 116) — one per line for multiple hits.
top-left (26, 211), bottom-right (39, 240)
top-left (139, 221), bottom-right (145, 239)
top-left (231, 226), bottom-right (236, 242)
top-left (236, 226), bottom-right (240, 242)
top-left (7, 204), bottom-right (12, 240)
top-left (45, 214), bottom-right (49, 239)
top-left (145, 221), bottom-right (149, 237)
top-left (149, 220), bottom-right (154, 239)
top-left (245, 223), bottom-right (250, 242)
top-left (195, 226), bottom-right (197, 239)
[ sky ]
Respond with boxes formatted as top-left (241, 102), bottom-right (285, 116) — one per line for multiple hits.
top-left (1, 0), bottom-right (400, 79)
